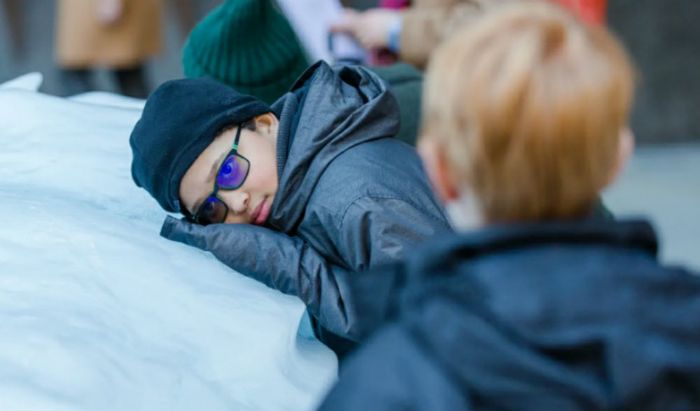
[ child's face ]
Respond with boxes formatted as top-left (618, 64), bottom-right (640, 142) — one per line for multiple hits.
top-left (179, 115), bottom-right (279, 225)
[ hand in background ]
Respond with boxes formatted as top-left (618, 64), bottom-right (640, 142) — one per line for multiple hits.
top-left (96, 0), bottom-right (124, 26)
top-left (331, 8), bottom-right (401, 51)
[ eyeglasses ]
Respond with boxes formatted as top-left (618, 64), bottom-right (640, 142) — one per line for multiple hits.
top-left (189, 125), bottom-right (250, 225)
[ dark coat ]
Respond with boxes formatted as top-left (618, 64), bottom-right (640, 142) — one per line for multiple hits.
top-left (319, 219), bottom-right (700, 410)
top-left (368, 63), bottom-right (423, 146)
top-left (161, 62), bottom-right (451, 355)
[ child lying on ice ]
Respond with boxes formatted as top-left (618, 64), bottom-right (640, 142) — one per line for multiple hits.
top-left (129, 62), bottom-right (451, 357)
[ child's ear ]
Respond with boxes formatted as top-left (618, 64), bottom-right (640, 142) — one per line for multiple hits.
top-left (253, 113), bottom-right (278, 136)
top-left (417, 136), bottom-right (460, 203)
top-left (604, 127), bottom-right (635, 189)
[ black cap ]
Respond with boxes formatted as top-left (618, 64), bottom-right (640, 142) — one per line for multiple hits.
top-left (129, 78), bottom-right (271, 212)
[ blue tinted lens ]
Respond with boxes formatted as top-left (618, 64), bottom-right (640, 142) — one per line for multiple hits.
top-left (197, 196), bottom-right (228, 225)
top-left (216, 154), bottom-right (249, 189)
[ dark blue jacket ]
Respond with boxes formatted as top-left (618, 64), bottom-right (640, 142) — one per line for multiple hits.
top-left (160, 62), bottom-right (451, 355)
top-left (319, 219), bottom-right (700, 410)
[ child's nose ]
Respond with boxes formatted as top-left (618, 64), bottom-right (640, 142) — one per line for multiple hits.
top-left (222, 191), bottom-right (250, 215)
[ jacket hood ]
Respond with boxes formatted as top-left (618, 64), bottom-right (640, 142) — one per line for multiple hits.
top-left (403, 218), bottom-right (659, 279)
top-left (398, 220), bottom-right (700, 409)
top-left (267, 61), bottom-right (400, 233)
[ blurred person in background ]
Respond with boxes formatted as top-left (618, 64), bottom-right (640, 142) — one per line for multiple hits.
top-left (1, 0), bottom-right (26, 59)
top-left (332, 0), bottom-right (503, 68)
top-left (318, 2), bottom-right (700, 410)
top-left (182, 0), bottom-right (423, 145)
top-left (332, 0), bottom-right (607, 68)
top-left (330, 0), bottom-right (608, 146)
top-left (55, 0), bottom-right (163, 98)
top-left (181, 0), bottom-right (309, 105)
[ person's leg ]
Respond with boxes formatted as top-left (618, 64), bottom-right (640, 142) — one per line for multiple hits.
top-left (59, 68), bottom-right (94, 96)
top-left (113, 65), bottom-right (150, 98)
top-left (2, 0), bottom-right (26, 59)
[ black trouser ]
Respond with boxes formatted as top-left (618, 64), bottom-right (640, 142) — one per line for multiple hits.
top-left (59, 65), bottom-right (149, 98)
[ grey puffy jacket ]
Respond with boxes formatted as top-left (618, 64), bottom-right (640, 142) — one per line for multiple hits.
top-left (161, 62), bottom-right (451, 350)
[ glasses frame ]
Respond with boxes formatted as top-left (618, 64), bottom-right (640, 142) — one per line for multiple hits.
top-left (186, 125), bottom-right (251, 225)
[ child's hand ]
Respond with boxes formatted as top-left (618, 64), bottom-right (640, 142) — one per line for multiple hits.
top-left (160, 215), bottom-right (284, 268)
top-left (96, 0), bottom-right (124, 26)
top-left (331, 8), bottom-right (402, 51)
top-left (160, 216), bottom-right (210, 251)
top-left (160, 215), bottom-right (299, 293)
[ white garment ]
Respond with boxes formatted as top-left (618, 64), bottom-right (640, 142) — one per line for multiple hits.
top-left (275, 0), bottom-right (367, 63)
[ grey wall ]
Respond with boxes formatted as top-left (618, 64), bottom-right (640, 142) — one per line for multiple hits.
top-left (608, 0), bottom-right (700, 142)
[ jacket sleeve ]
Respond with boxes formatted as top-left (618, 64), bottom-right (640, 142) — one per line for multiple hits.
top-left (320, 196), bottom-right (451, 336)
top-left (160, 216), bottom-right (405, 341)
top-left (338, 196), bottom-right (449, 270)
top-left (399, 0), bottom-right (503, 68)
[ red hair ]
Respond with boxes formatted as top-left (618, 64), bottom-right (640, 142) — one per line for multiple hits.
top-left (422, 1), bottom-right (635, 222)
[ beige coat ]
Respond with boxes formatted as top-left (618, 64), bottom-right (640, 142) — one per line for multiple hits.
top-left (55, 0), bottom-right (163, 68)
top-left (400, 0), bottom-right (507, 68)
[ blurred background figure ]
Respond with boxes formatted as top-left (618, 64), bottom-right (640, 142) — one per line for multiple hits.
top-left (54, 0), bottom-right (163, 97)
top-left (331, 0), bottom-right (608, 68)
top-left (179, 0), bottom-right (422, 143)
top-left (1, 0), bottom-right (26, 59)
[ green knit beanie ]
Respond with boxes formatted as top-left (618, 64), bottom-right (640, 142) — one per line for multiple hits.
top-left (182, 0), bottom-right (311, 104)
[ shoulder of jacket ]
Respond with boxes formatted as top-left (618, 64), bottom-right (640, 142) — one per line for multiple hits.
top-left (339, 194), bottom-right (445, 229)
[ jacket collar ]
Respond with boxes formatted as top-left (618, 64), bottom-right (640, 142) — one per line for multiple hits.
top-left (406, 218), bottom-right (659, 281)
top-left (266, 61), bottom-right (400, 233)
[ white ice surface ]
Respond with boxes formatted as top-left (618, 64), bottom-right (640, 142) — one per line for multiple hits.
top-left (67, 92), bottom-right (146, 111)
top-left (0, 72), bottom-right (43, 92)
top-left (0, 76), bottom-right (337, 411)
